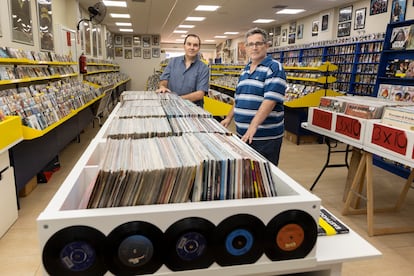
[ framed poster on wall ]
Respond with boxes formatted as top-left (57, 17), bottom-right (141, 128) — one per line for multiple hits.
top-left (338, 6), bottom-right (352, 22)
top-left (390, 0), bottom-right (407, 23)
top-left (354, 8), bottom-right (366, 30)
top-left (337, 22), bottom-right (351, 37)
top-left (370, 0), bottom-right (388, 15)
top-left (37, 0), bottom-right (54, 51)
top-left (10, 0), bottom-right (34, 45)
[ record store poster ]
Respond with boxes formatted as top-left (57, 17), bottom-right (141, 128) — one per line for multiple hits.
top-left (10, 0), bottom-right (34, 45)
top-left (37, 0), bottom-right (54, 51)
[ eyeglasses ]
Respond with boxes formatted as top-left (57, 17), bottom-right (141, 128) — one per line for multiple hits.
top-left (245, 41), bottom-right (266, 48)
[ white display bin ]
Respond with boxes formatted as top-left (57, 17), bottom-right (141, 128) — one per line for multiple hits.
top-left (37, 137), bottom-right (321, 276)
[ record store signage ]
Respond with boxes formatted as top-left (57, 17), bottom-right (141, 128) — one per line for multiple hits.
top-left (371, 123), bottom-right (407, 155)
top-left (335, 114), bottom-right (361, 140)
top-left (312, 108), bottom-right (333, 130)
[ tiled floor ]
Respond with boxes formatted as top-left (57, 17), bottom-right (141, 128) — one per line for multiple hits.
top-left (1, 121), bottom-right (414, 275)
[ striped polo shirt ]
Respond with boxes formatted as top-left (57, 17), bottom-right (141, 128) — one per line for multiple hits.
top-left (234, 55), bottom-right (287, 140)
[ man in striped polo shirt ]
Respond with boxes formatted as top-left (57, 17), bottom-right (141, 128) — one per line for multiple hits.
top-left (221, 28), bottom-right (287, 166)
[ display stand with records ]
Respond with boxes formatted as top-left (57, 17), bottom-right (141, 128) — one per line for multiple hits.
top-left (37, 91), bottom-right (380, 276)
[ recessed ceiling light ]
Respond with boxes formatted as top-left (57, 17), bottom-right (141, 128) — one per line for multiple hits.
top-left (205, 39), bottom-right (216, 42)
top-left (110, 13), bottom-right (130, 18)
top-left (103, 1), bottom-right (127, 7)
top-left (119, 28), bottom-right (133, 32)
top-left (178, 25), bottom-right (195, 28)
top-left (173, 30), bottom-right (188, 33)
top-left (276, 9), bottom-right (305, 14)
top-left (115, 22), bottom-right (132, 26)
top-left (185, 17), bottom-right (206, 21)
top-left (195, 5), bottom-right (220, 11)
top-left (224, 32), bottom-right (239, 35)
top-left (214, 35), bottom-right (227, 38)
top-left (253, 19), bottom-right (275, 23)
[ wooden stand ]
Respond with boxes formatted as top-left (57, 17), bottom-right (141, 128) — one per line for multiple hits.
top-left (342, 151), bottom-right (414, 236)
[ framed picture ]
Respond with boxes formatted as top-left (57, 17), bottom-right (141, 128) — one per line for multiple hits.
top-left (321, 14), bottom-right (329, 31)
top-left (370, 0), bottom-right (388, 15)
top-left (124, 48), bottom-right (132, 59)
top-left (274, 26), bottom-right (281, 36)
top-left (133, 35), bottom-right (141, 46)
top-left (143, 48), bottom-right (151, 59)
top-left (390, 0), bottom-right (407, 23)
top-left (312, 21), bottom-right (319, 36)
top-left (114, 35), bottom-right (122, 45)
top-left (354, 8), bottom-right (366, 30)
top-left (124, 36), bottom-right (132, 47)
top-left (115, 47), bottom-right (123, 57)
top-left (281, 29), bottom-right (287, 42)
top-left (133, 47), bottom-right (141, 57)
top-left (152, 47), bottom-right (160, 58)
top-left (142, 36), bottom-right (151, 47)
top-left (10, 0), bottom-right (34, 45)
top-left (288, 33), bottom-right (296, 44)
top-left (337, 22), bottom-right (351, 37)
top-left (37, 0), bottom-right (54, 51)
top-left (289, 22), bottom-right (296, 34)
top-left (338, 6), bottom-right (353, 22)
top-left (297, 24), bottom-right (304, 39)
top-left (152, 35), bottom-right (160, 46)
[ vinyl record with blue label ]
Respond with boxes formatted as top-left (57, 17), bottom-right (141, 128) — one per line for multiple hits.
top-left (214, 214), bottom-right (265, 266)
top-left (105, 221), bottom-right (164, 275)
top-left (42, 225), bottom-right (108, 276)
top-left (264, 209), bottom-right (318, 261)
top-left (164, 217), bottom-right (215, 271)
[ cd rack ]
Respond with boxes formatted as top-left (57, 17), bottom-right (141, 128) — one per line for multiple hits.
top-left (37, 91), bottom-right (321, 275)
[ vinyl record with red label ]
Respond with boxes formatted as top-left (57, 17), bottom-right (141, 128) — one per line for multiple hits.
top-left (264, 209), bottom-right (317, 261)
top-left (214, 213), bottom-right (265, 266)
top-left (164, 217), bottom-right (215, 271)
top-left (105, 221), bottom-right (164, 275)
top-left (42, 225), bottom-right (108, 276)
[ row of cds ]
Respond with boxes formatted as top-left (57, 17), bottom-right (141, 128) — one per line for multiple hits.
top-left (84, 132), bottom-right (275, 209)
top-left (42, 211), bottom-right (317, 275)
top-left (0, 65), bottom-right (75, 81)
top-left (0, 46), bottom-right (73, 62)
top-left (0, 79), bottom-right (102, 130)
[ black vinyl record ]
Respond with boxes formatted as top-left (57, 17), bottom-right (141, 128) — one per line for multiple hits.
top-left (42, 225), bottom-right (108, 276)
top-left (214, 213), bottom-right (265, 266)
top-left (264, 209), bottom-right (318, 261)
top-left (164, 217), bottom-right (216, 271)
top-left (105, 221), bottom-right (164, 275)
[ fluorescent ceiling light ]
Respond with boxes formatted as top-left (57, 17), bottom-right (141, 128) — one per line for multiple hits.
top-left (276, 9), bottom-right (305, 14)
top-left (253, 19), bottom-right (275, 23)
top-left (224, 32), bottom-right (239, 35)
top-left (178, 25), bottom-right (195, 28)
top-left (119, 28), bottom-right (133, 32)
top-left (103, 1), bottom-right (127, 7)
top-left (173, 30), bottom-right (188, 33)
top-left (205, 39), bottom-right (216, 42)
top-left (214, 35), bottom-right (227, 38)
top-left (176, 39), bottom-right (185, 42)
top-left (110, 13), bottom-right (130, 18)
top-left (185, 17), bottom-right (205, 21)
top-left (195, 5), bottom-right (220, 11)
top-left (115, 22), bottom-right (132, 26)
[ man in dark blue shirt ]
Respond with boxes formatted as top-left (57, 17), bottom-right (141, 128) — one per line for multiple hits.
top-left (221, 28), bottom-right (287, 166)
top-left (157, 34), bottom-right (209, 107)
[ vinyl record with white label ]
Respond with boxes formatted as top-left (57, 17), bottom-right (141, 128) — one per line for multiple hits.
top-left (105, 221), bottom-right (164, 275)
top-left (264, 209), bottom-right (317, 261)
top-left (164, 217), bottom-right (215, 271)
top-left (214, 213), bottom-right (265, 266)
top-left (42, 225), bottom-right (108, 276)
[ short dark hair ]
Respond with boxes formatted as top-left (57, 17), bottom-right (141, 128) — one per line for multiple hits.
top-left (244, 27), bottom-right (268, 43)
top-left (184, 34), bottom-right (201, 46)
